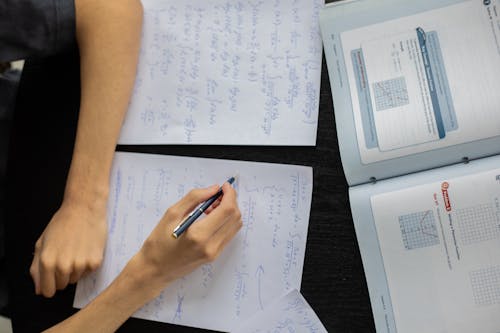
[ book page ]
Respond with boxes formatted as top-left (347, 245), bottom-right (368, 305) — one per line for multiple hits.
top-left (341, 0), bottom-right (500, 163)
top-left (118, 0), bottom-right (323, 145)
top-left (350, 155), bottom-right (500, 333)
top-left (231, 289), bottom-right (328, 333)
top-left (74, 152), bottom-right (313, 332)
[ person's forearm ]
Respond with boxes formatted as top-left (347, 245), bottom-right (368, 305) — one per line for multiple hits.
top-left (29, 0), bottom-right (144, 298)
top-left (65, 0), bottom-right (143, 206)
top-left (44, 184), bottom-right (242, 331)
top-left (44, 255), bottom-right (166, 333)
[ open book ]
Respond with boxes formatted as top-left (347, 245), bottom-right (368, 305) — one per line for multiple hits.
top-left (320, 0), bottom-right (500, 332)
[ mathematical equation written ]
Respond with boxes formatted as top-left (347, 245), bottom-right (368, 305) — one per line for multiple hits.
top-left (118, 0), bottom-right (323, 145)
top-left (74, 152), bottom-right (313, 332)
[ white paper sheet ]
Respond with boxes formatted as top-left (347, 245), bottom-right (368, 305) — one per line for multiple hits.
top-left (232, 289), bottom-right (327, 333)
top-left (74, 152), bottom-right (313, 332)
top-left (118, 0), bottom-right (323, 145)
top-left (370, 167), bottom-right (500, 333)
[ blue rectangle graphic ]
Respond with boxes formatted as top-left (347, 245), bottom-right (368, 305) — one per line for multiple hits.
top-left (426, 31), bottom-right (458, 131)
top-left (351, 49), bottom-right (379, 149)
top-left (417, 27), bottom-right (446, 139)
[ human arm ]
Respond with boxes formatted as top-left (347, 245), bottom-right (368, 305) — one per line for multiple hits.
top-left (30, 0), bottom-right (144, 297)
top-left (43, 183), bottom-right (242, 332)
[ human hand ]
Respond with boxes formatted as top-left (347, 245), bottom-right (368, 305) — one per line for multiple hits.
top-left (130, 182), bottom-right (242, 291)
top-left (30, 198), bottom-right (107, 297)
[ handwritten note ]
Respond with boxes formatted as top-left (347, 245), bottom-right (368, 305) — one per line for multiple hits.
top-left (118, 0), bottom-right (323, 145)
top-left (74, 152), bottom-right (313, 332)
top-left (232, 289), bottom-right (328, 333)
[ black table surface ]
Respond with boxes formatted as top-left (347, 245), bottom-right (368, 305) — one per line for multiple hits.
top-left (5, 37), bottom-right (375, 333)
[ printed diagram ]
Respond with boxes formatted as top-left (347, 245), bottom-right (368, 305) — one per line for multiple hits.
top-left (399, 210), bottom-right (440, 250)
top-left (470, 266), bottom-right (500, 306)
top-left (457, 203), bottom-right (500, 245)
top-left (373, 77), bottom-right (410, 111)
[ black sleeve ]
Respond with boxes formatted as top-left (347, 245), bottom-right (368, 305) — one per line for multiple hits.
top-left (0, 0), bottom-right (76, 62)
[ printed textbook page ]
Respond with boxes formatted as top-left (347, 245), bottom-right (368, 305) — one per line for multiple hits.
top-left (118, 0), bottom-right (323, 145)
top-left (74, 152), bottom-right (313, 332)
top-left (350, 154), bottom-right (500, 333)
top-left (342, 0), bottom-right (500, 163)
top-left (320, 0), bottom-right (500, 185)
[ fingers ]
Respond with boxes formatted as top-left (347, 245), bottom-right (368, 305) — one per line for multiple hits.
top-left (31, 244), bottom-right (104, 296)
top-left (194, 182), bottom-right (240, 235)
top-left (203, 196), bottom-right (222, 214)
top-left (31, 239), bottom-right (68, 297)
top-left (29, 240), bottom-right (42, 295)
top-left (68, 252), bottom-right (103, 283)
top-left (165, 185), bottom-right (220, 221)
top-left (39, 253), bottom-right (57, 298)
top-left (30, 239), bottom-right (61, 297)
top-left (55, 263), bottom-right (71, 290)
top-left (197, 185), bottom-right (242, 262)
top-left (210, 214), bottom-right (242, 256)
top-left (35, 258), bottom-right (102, 296)
top-left (220, 182), bottom-right (238, 206)
top-left (69, 261), bottom-right (86, 284)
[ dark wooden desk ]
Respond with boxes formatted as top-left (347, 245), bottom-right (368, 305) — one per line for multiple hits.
top-left (6, 43), bottom-right (375, 332)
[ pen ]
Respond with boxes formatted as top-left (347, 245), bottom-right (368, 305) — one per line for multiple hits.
top-left (172, 176), bottom-right (236, 239)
